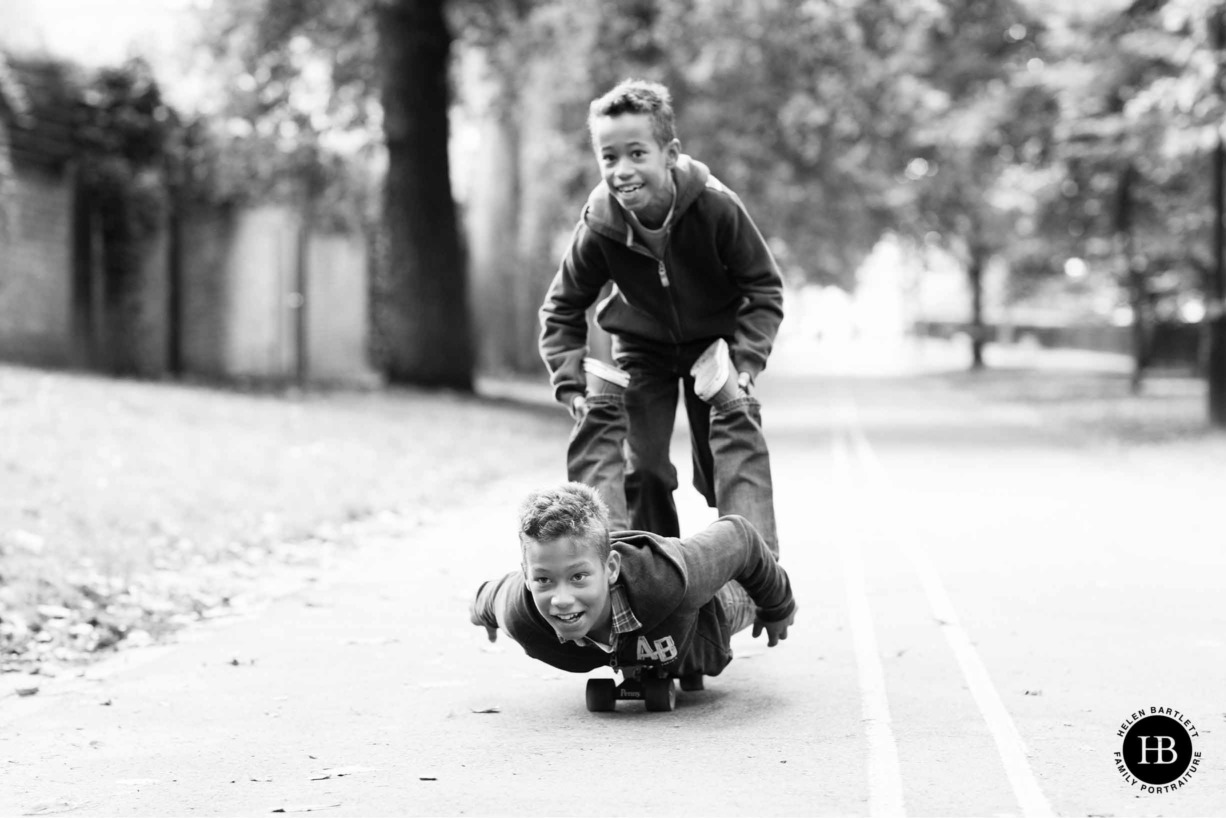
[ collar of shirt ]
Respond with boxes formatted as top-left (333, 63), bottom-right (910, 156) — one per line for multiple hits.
top-left (558, 584), bottom-right (642, 652)
top-left (622, 183), bottom-right (677, 257)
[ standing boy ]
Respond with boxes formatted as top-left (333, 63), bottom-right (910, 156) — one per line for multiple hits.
top-left (539, 78), bottom-right (784, 548)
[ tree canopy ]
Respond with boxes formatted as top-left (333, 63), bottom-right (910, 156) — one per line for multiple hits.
top-left (173, 0), bottom-right (1226, 391)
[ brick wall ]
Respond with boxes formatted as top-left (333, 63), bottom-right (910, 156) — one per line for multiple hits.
top-left (0, 163), bottom-right (73, 366)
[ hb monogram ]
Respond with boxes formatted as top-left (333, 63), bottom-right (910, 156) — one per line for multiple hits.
top-left (1137, 736), bottom-right (1179, 765)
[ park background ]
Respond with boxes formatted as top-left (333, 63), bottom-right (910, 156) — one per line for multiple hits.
top-left (3, 0), bottom-right (1226, 392)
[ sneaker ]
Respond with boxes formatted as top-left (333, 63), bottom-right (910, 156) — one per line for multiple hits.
top-left (690, 339), bottom-right (739, 404)
top-left (679, 672), bottom-right (704, 692)
top-left (583, 358), bottom-right (630, 395)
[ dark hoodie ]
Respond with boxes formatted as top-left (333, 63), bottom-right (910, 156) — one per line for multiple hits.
top-left (539, 155), bottom-right (784, 404)
top-left (470, 515), bottom-right (795, 678)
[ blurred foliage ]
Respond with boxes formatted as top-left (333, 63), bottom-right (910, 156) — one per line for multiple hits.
top-left (662, 0), bottom-right (919, 287)
top-left (73, 59), bottom-right (179, 374)
top-left (178, 0), bottom-right (1226, 304)
top-left (176, 0), bottom-right (381, 229)
top-left (0, 54), bottom-right (174, 242)
top-left (893, 1), bottom-right (1052, 268)
top-left (76, 58), bottom-right (175, 243)
top-left (1028, 0), bottom-right (1222, 307)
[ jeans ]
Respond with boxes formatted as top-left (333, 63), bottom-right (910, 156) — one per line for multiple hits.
top-left (708, 395), bottom-right (778, 557)
top-left (613, 337), bottom-right (780, 544)
top-left (565, 375), bottom-right (779, 558)
top-left (566, 394), bottom-right (630, 531)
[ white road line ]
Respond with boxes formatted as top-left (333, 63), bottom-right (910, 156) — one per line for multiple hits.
top-left (842, 403), bottom-right (1056, 818)
top-left (833, 429), bottom-right (907, 818)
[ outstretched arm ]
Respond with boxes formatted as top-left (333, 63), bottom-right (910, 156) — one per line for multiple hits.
top-left (470, 572), bottom-right (521, 644)
top-left (680, 515), bottom-right (796, 633)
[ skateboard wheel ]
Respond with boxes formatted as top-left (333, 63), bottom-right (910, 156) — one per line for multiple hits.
top-left (643, 677), bottom-right (677, 712)
top-left (586, 678), bottom-right (617, 712)
top-left (679, 672), bottom-right (704, 692)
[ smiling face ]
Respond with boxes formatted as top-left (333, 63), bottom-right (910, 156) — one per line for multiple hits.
top-left (592, 112), bottom-right (680, 227)
top-left (522, 533), bottom-right (621, 644)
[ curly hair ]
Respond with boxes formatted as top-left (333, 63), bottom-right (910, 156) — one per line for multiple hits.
top-left (588, 78), bottom-right (677, 149)
top-left (518, 482), bottom-right (611, 562)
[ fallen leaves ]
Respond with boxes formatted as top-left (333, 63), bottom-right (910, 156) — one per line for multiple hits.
top-left (0, 508), bottom-right (357, 682)
top-left (309, 765), bottom-right (375, 781)
top-left (0, 563), bottom-right (236, 677)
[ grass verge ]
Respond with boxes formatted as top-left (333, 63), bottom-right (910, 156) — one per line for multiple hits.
top-left (0, 365), bottom-right (564, 686)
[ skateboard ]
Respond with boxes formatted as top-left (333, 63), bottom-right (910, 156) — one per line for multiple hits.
top-left (585, 666), bottom-right (706, 712)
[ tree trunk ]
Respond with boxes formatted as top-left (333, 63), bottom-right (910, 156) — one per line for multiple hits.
top-left (376, 0), bottom-right (474, 389)
top-left (967, 246), bottom-right (986, 370)
top-left (1117, 164), bottom-right (1146, 394)
top-left (1209, 9), bottom-right (1226, 426)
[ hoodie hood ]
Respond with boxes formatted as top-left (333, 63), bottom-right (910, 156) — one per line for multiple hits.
top-left (609, 531), bottom-right (689, 631)
top-left (583, 154), bottom-right (711, 247)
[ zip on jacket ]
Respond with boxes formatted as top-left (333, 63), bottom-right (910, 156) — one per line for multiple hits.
top-left (620, 222), bottom-right (684, 342)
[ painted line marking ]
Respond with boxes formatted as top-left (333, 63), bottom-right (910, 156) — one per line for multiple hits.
top-left (841, 398), bottom-right (1056, 818)
top-left (833, 425), bottom-right (907, 817)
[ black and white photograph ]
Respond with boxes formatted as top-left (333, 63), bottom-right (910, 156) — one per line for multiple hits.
top-left (1, 0), bottom-right (1223, 815)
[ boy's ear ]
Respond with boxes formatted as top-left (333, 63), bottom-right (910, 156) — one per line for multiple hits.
top-left (665, 139), bottom-right (681, 168)
top-left (606, 550), bottom-right (622, 585)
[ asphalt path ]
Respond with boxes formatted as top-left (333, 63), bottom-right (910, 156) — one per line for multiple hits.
top-left (2, 342), bottom-right (1223, 816)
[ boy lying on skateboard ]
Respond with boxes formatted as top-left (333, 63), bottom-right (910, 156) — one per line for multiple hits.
top-left (469, 369), bottom-right (796, 709)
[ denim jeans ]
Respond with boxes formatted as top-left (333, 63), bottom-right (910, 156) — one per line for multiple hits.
top-left (566, 394), bottom-right (630, 531)
top-left (707, 395), bottom-right (778, 558)
top-left (565, 379), bottom-right (779, 558)
top-left (612, 338), bottom-right (721, 539)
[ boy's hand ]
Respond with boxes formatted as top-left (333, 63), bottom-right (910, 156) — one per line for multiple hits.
top-left (469, 599), bottom-right (498, 642)
top-left (569, 394), bottom-right (589, 422)
top-left (737, 371), bottom-right (753, 396)
top-left (752, 607), bottom-right (795, 647)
